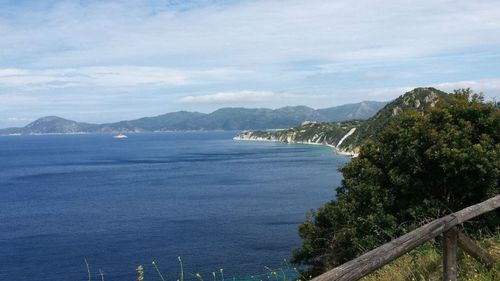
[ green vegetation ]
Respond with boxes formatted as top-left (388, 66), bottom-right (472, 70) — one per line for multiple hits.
top-left (338, 87), bottom-right (451, 151)
top-left (125, 235), bottom-right (500, 281)
top-left (238, 120), bottom-right (362, 149)
top-left (291, 89), bottom-right (500, 277)
top-left (238, 88), bottom-right (454, 154)
top-left (361, 234), bottom-right (500, 281)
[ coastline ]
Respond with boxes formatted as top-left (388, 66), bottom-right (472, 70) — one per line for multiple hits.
top-left (233, 135), bottom-right (357, 157)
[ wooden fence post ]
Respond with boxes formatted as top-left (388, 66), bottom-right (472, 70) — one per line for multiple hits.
top-left (309, 195), bottom-right (500, 281)
top-left (443, 227), bottom-right (458, 281)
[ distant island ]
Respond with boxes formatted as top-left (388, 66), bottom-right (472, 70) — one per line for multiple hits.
top-left (0, 101), bottom-right (386, 135)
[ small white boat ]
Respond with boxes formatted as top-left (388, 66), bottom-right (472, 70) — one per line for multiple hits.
top-left (113, 133), bottom-right (128, 139)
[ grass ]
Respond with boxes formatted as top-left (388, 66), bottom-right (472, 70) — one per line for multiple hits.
top-left (361, 233), bottom-right (500, 281)
top-left (126, 258), bottom-right (301, 281)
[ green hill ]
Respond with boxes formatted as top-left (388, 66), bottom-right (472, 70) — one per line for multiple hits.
top-left (5, 116), bottom-right (99, 134)
top-left (0, 101), bottom-right (386, 134)
top-left (339, 87), bottom-right (450, 152)
top-left (235, 88), bottom-right (451, 155)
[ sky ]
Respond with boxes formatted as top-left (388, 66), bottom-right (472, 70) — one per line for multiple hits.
top-left (0, 0), bottom-right (500, 128)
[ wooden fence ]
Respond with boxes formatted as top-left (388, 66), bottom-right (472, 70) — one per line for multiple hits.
top-left (310, 195), bottom-right (500, 281)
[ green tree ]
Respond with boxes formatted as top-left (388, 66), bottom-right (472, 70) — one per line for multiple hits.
top-left (292, 90), bottom-right (500, 277)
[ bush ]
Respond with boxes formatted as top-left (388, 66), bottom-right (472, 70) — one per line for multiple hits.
top-left (292, 90), bottom-right (500, 277)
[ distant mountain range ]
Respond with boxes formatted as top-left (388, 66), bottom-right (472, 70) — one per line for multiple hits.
top-left (0, 101), bottom-right (387, 135)
top-left (235, 87), bottom-right (450, 155)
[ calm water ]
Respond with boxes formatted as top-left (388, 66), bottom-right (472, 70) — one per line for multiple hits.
top-left (0, 132), bottom-right (348, 281)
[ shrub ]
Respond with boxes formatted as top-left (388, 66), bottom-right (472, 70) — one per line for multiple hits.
top-left (292, 90), bottom-right (500, 277)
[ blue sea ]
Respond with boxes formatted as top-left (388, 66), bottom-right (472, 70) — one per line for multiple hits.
top-left (0, 132), bottom-right (348, 281)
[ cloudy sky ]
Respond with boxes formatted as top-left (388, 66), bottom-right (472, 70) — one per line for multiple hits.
top-left (1, 0), bottom-right (499, 128)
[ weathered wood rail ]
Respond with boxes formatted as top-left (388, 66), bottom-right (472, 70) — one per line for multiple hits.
top-left (310, 195), bottom-right (500, 281)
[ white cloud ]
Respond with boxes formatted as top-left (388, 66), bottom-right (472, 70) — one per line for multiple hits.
top-left (433, 78), bottom-right (500, 95)
top-left (0, 0), bottom-right (499, 126)
top-left (0, 94), bottom-right (38, 105)
top-left (2, 0), bottom-right (500, 68)
top-left (179, 90), bottom-right (331, 106)
top-left (363, 71), bottom-right (388, 79)
top-left (7, 117), bottom-right (34, 122)
top-left (0, 66), bottom-right (244, 89)
top-left (179, 90), bottom-right (276, 104)
top-left (0, 68), bottom-right (29, 76)
top-left (365, 86), bottom-right (416, 99)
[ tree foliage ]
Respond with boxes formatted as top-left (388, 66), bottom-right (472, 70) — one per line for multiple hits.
top-left (292, 90), bottom-right (500, 277)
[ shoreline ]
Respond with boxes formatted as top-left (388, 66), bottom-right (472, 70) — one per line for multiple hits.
top-left (233, 136), bottom-right (357, 157)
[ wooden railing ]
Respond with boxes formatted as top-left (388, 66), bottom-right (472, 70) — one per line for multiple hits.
top-left (311, 195), bottom-right (500, 281)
